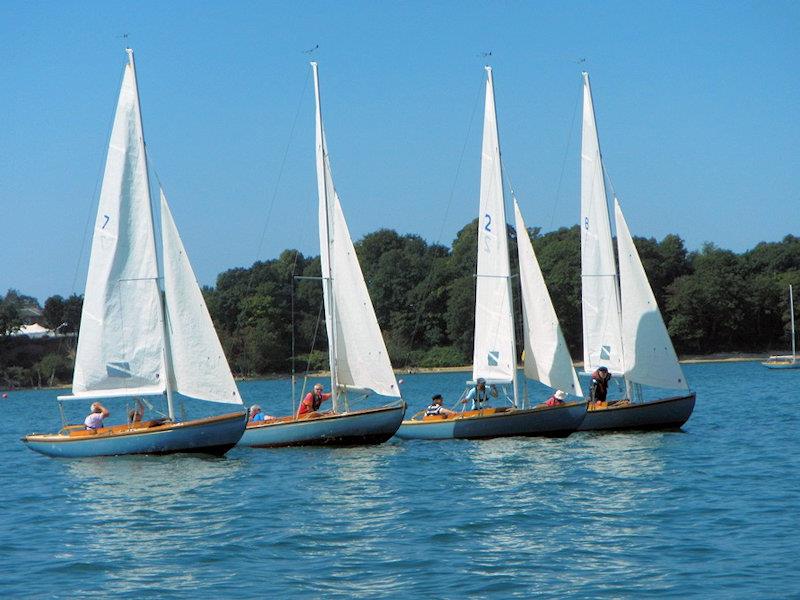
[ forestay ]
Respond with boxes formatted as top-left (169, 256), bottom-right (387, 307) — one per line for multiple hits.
top-left (580, 71), bottom-right (625, 376)
top-left (615, 199), bottom-right (688, 390)
top-left (312, 63), bottom-right (399, 398)
top-left (72, 51), bottom-right (165, 399)
top-left (514, 201), bottom-right (583, 396)
top-left (160, 191), bottom-right (242, 404)
top-left (472, 66), bottom-right (516, 384)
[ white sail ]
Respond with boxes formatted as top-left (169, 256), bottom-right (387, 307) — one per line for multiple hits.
top-left (72, 51), bottom-right (165, 399)
top-left (160, 191), bottom-right (242, 404)
top-left (514, 201), bottom-right (583, 396)
top-left (472, 66), bottom-right (516, 384)
top-left (312, 62), bottom-right (400, 398)
top-left (615, 199), bottom-right (688, 390)
top-left (580, 71), bottom-right (625, 376)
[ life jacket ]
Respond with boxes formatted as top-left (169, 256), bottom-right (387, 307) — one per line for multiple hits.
top-left (425, 404), bottom-right (443, 416)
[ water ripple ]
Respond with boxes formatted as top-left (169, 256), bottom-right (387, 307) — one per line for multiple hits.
top-left (1, 362), bottom-right (799, 597)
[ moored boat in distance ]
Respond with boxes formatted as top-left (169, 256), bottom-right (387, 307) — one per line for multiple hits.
top-left (397, 66), bottom-right (585, 441)
top-left (239, 62), bottom-right (404, 448)
top-left (577, 71), bottom-right (695, 432)
top-left (762, 285), bottom-right (800, 369)
top-left (22, 49), bottom-right (247, 458)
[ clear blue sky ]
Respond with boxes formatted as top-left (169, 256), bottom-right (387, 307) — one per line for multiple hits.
top-left (2, 1), bottom-right (798, 303)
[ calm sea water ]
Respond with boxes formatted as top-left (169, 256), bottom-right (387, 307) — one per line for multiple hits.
top-left (1, 361), bottom-right (798, 599)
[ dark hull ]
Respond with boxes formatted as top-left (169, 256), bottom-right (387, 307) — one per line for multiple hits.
top-left (396, 402), bottom-right (586, 440)
top-left (577, 393), bottom-right (696, 432)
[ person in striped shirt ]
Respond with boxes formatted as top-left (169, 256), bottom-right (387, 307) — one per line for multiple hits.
top-left (425, 394), bottom-right (456, 417)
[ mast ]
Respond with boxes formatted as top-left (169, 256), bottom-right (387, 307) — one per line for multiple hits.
top-left (791, 285), bottom-right (796, 360)
top-left (581, 71), bottom-right (627, 391)
top-left (485, 66), bottom-right (519, 408)
top-left (127, 48), bottom-right (175, 420)
top-left (311, 61), bottom-right (339, 413)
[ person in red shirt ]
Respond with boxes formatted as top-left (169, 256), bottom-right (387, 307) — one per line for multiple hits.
top-left (297, 383), bottom-right (332, 417)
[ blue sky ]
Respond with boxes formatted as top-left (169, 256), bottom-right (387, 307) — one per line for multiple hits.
top-left (2, 1), bottom-right (798, 303)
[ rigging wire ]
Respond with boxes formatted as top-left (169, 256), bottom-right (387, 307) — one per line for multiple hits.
top-left (405, 72), bottom-right (485, 351)
top-left (252, 67), bottom-right (312, 264)
top-left (548, 82), bottom-right (582, 230)
top-left (70, 59), bottom-right (129, 295)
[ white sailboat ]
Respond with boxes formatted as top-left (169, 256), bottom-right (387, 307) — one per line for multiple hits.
top-left (23, 49), bottom-right (247, 458)
top-left (239, 62), bottom-right (405, 447)
top-left (397, 66), bottom-right (585, 440)
top-left (578, 71), bottom-right (696, 431)
top-left (762, 285), bottom-right (799, 369)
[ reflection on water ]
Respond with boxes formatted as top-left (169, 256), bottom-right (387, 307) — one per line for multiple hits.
top-left (62, 456), bottom-right (244, 596)
top-left (285, 444), bottom-right (409, 597)
top-left (4, 364), bottom-right (799, 598)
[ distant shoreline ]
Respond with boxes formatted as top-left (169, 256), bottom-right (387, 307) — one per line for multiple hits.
top-left (272, 353), bottom-right (769, 379)
top-left (1, 353), bottom-right (771, 392)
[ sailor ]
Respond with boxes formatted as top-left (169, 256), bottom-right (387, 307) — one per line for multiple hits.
top-left (545, 389), bottom-right (568, 406)
top-left (425, 394), bottom-right (456, 417)
top-left (590, 367), bottom-right (612, 405)
top-left (85, 402), bottom-right (109, 430)
top-left (297, 383), bottom-right (332, 417)
top-left (464, 377), bottom-right (498, 410)
top-left (127, 398), bottom-right (145, 424)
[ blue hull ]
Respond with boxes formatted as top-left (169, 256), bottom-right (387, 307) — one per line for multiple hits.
top-left (22, 412), bottom-right (247, 458)
top-left (395, 402), bottom-right (586, 440)
top-left (577, 393), bottom-right (696, 432)
top-left (239, 404), bottom-right (405, 448)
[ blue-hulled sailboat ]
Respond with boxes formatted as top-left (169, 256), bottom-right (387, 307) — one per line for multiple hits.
top-left (396, 67), bottom-right (585, 441)
top-left (238, 63), bottom-right (404, 448)
top-left (22, 49), bottom-right (247, 457)
top-left (577, 72), bottom-right (695, 431)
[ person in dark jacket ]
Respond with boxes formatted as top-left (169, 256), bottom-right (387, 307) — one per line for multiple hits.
top-left (590, 367), bottom-right (612, 404)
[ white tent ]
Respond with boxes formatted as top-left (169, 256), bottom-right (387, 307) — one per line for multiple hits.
top-left (11, 323), bottom-right (52, 338)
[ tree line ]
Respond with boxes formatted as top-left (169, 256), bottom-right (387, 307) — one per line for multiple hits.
top-left (3, 222), bottom-right (800, 387)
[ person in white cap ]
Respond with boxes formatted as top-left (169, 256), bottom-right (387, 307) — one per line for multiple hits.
top-left (545, 390), bottom-right (568, 406)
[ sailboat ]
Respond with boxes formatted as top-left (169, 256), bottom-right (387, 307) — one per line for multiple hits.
top-left (238, 62), bottom-right (405, 447)
top-left (577, 71), bottom-right (696, 432)
top-left (762, 285), bottom-right (799, 369)
top-left (23, 49), bottom-right (247, 458)
top-left (396, 67), bottom-right (586, 441)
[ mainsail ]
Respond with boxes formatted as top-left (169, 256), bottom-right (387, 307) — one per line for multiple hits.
top-left (614, 199), bottom-right (688, 390)
top-left (472, 66), bottom-right (516, 385)
top-left (72, 50), bottom-right (165, 398)
top-left (160, 191), bottom-right (242, 404)
top-left (514, 201), bottom-right (583, 396)
top-left (312, 62), bottom-right (400, 400)
top-left (580, 71), bottom-right (625, 375)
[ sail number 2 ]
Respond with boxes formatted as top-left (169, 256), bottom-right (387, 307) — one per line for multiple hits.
top-left (484, 213), bottom-right (492, 232)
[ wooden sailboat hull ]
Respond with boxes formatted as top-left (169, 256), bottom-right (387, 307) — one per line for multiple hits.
top-left (22, 411), bottom-right (247, 458)
top-left (761, 360), bottom-right (800, 369)
top-left (577, 392), bottom-right (696, 432)
top-left (239, 403), bottom-right (405, 448)
top-left (395, 401), bottom-right (586, 440)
